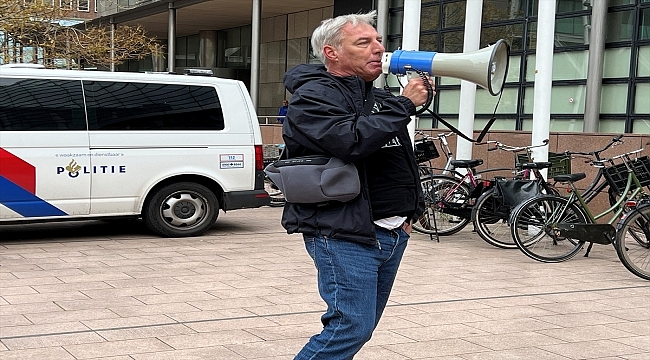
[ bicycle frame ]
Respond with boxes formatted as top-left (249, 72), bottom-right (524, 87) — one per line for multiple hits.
top-left (554, 165), bottom-right (648, 247)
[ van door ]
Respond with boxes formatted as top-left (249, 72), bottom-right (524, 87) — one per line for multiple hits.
top-left (0, 78), bottom-right (90, 219)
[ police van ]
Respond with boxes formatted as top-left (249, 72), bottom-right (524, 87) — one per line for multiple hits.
top-left (0, 64), bottom-right (270, 237)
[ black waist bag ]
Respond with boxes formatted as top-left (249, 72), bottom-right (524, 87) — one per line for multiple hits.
top-left (264, 155), bottom-right (360, 204)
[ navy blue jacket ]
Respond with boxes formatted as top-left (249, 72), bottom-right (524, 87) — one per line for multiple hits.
top-left (280, 64), bottom-right (424, 245)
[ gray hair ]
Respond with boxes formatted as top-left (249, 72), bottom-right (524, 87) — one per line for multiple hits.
top-left (311, 10), bottom-right (377, 64)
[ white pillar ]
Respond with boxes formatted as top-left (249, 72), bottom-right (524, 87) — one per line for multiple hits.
top-left (250, 0), bottom-right (261, 109)
top-left (167, 4), bottom-right (176, 73)
top-left (401, 0), bottom-right (421, 142)
top-left (531, 0), bottom-right (556, 170)
top-left (456, 0), bottom-right (483, 160)
top-left (110, 18), bottom-right (116, 72)
top-left (374, 0), bottom-right (389, 89)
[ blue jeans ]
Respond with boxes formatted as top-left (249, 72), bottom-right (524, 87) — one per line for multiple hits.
top-left (295, 226), bottom-right (409, 360)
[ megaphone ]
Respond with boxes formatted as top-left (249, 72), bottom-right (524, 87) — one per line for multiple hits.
top-left (381, 39), bottom-right (510, 96)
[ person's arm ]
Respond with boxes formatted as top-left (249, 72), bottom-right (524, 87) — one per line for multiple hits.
top-left (288, 84), bottom-right (431, 162)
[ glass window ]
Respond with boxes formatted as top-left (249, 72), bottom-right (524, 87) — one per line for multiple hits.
top-left (388, 10), bottom-right (403, 35)
top-left (84, 82), bottom-right (224, 131)
top-left (603, 48), bottom-right (631, 78)
top-left (638, 45), bottom-right (650, 76)
top-left (640, 7), bottom-right (650, 40)
top-left (598, 119), bottom-right (625, 133)
top-left (186, 34), bottom-right (199, 67)
top-left (438, 89), bottom-right (460, 114)
top-left (482, 24), bottom-right (524, 51)
top-left (606, 10), bottom-right (634, 43)
top-left (506, 55), bottom-right (521, 83)
top-left (441, 31), bottom-right (464, 52)
top-left (525, 52), bottom-right (589, 81)
top-left (419, 33), bottom-right (438, 52)
top-left (78, 0), bottom-right (89, 11)
top-left (552, 85), bottom-right (586, 114)
top-left (483, 0), bottom-right (525, 22)
top-left (476, 87), bottom-right (518, 114)
top-left (442, 1), bottom-right (465, 28)
top-left (474, 117), bottom-right (516, 131)
top-left (524, 85), bottom-right (587, 114)
top-left (175, 36), bottom-right (187, 68)
top-left (635, 83), bottom-right (650, 115)
top-left (552, 50), bottom-right (589, 80)
top-left (528, 21), bottom-right (538, 50)
top-left (555, 16), bottom-right (590, 46)
top-left (557, 0), bottom-right (588, 14)
top-left (609, 0), bottom-right (635, 5)
top-left (600, 84), bottom-right (628, 114)
top-left (521, 118), bottom-right (585, 133)
top-left (632, 119), bottom-right (650, 134)
top-left (60, 0), bottom-right (72, 9)
top-left (0, 78), bottom-right (85, 131)
top-left (420, 5), bottom-right (439, 32)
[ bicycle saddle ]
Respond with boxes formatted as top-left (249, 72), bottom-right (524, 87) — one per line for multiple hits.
top-left (450, 159), bottom-right (483, 168)
top-left (519, 162), bottom-right (552, 169)
top-left (553, 173), bottom-right (586, 183)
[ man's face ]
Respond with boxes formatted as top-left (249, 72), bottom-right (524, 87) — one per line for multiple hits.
top-left (325, 23), bottom-right (385, 82)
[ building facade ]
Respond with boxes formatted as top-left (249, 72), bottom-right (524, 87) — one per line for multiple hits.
top-left (89, 0), bottom-right (650, 133)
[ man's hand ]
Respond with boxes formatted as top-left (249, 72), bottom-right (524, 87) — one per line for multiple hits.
top-left (401, 76), bottom-right (435, 107)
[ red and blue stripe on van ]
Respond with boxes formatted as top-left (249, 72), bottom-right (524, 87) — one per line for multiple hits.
top-left (0, 148), bottom-right (67, 217)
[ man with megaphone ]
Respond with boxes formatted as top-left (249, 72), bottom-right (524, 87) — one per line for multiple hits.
top-left (279, 10), bottom-right (432, 360)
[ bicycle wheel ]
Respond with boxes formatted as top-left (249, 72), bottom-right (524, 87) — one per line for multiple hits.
top-left (510, 195), bottom-right (589, 262)
top-left (264, 177), bottom-right (286, 207)
top-left (615, 205), bottom-right (650, 280)
top-left (472, 189), bottom-right (517, 249)
top-left (414, 175), bottom-right (471, 236)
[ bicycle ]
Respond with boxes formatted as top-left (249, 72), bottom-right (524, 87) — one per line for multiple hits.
top-left (414, 133), bottom-right (512, 239)
top-left (471, 139), bottom-right (560, 249)
top-left (473, 135), bottom-right (628, 249)
top-left (508, 144), bottom-right (650, 280)
top-left (263, 144), bottom-right (286, 207)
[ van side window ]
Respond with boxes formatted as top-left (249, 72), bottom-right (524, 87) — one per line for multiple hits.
top-left (0, 78), bottom-right (86, 131)
top-left (84, 81), bottom-right (225, 130)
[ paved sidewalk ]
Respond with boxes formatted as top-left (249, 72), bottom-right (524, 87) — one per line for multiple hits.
top-left (1, 206), bottom-right (648, 360)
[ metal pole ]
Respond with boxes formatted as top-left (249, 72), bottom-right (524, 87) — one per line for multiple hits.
top-left (583, 0), bottom-right (607, 133)
top-left (110, 18), bottom-right (116, 72)
top-left (374, 0), bottom-right (389, 89)
top-left (402, 0), bottom-right (421, 141)
top-left (168, 3), bottom-right (176, 73)
top-left (456, 0), bottom-right (483, 161)
top-left (250, 0), bottom-right (261, 109)
top-left (531, 0), bottom-right (556, 170)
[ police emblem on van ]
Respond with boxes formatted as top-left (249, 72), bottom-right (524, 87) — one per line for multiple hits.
top-left (57, 159), bottom-right (126, 178)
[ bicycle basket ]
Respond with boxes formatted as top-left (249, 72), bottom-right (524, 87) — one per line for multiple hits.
top-left (603, 156), bottom-right (650, 195)
top-left (414, 139), bottom-right (440, 163)
top-left (515, 152), bottom-right (571, 178)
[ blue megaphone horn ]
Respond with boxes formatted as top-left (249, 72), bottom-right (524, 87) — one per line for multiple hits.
top-left (381, 39), bottom-right (510, 96)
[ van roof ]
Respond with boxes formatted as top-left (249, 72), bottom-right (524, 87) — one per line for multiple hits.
top-left (0, 65), bottom-right (244, 86)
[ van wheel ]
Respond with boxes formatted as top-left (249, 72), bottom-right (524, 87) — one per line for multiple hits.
top-left (144, 182), bottom-right (219, 237)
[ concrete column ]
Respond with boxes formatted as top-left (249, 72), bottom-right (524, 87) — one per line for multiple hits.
top-left (374, 0), bottom-right (389, 89)
top-left (456, 0), bottom-right (483, 161)
top-left (168, 4), bottom-right (176, 72)
top-left (531, 0), bottom-right (556, 170)
top-left (199, 30), bottom-right (218, 68)
top-left (402, 0), bottom-right (421, 141)
top-left (583, 0), bottom-right (608, 133)
top-left (110, 18), bottom-right (116, 72)
top-left (250, 0), bottom-right (261, 109)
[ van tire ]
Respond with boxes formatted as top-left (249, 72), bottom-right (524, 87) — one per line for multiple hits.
top-left (144, 182), bottom-right (219, 237)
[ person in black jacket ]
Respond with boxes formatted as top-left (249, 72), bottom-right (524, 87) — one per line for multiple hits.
top-left (282, 10), bottom-right (433, 359)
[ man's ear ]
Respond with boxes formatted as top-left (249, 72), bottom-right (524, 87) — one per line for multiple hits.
top-left (323, 45), bottom-right (338, 62)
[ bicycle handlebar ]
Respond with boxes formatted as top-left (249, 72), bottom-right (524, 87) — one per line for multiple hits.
top-left (563, 135), bottom-right (624, 159)
top-left (484, 138), bottom-right (549, 153)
